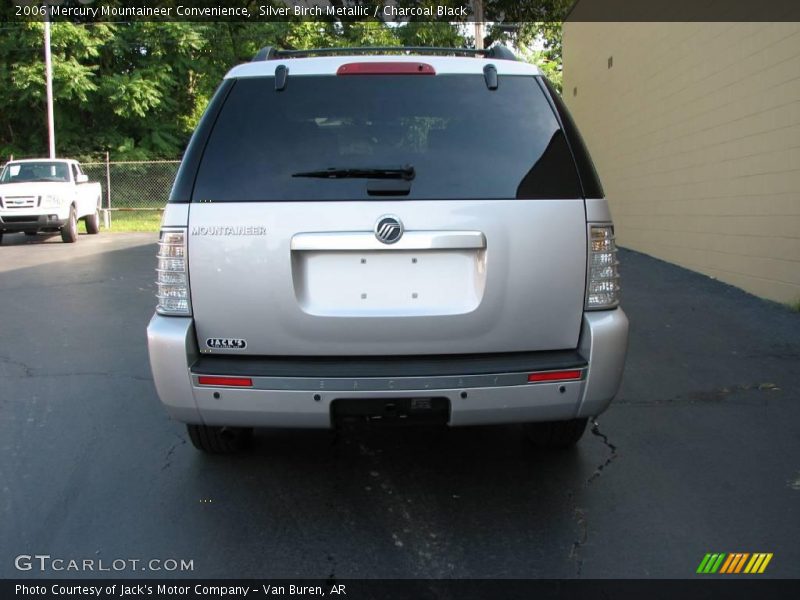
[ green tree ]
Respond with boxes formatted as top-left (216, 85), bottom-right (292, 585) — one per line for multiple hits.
top-left (5, 17), bottom-right (581, 160)
top-left (0, 21), bottom-right (208, 159)
top-left (484, 0), bottom-right (572, 91)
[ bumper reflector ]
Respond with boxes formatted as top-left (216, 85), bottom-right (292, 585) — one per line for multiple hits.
top-left (527, 370), bottom-right (583, 383)
top-left (197, 376), bottom-right (253, 387)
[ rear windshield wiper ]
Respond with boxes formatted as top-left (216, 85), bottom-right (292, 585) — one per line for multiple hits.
top-left (291, 165), bottom-right (415, 180)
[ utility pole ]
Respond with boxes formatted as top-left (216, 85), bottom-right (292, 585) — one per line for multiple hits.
top-left (474, 0), bottom-right (484, 50)
top-left (44, 14), bottom-right (56, 158)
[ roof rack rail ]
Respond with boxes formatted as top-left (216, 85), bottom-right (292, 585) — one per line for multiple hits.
top-left (251, 46), bottom-right (279, 61)
top-left (251, 45), bottom-right (517, 62)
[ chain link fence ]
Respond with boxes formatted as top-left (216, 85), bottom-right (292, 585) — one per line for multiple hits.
top-left (82, 158), bottom-right (180, 229)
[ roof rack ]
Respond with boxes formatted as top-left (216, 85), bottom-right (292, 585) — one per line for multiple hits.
top-left (251, 45), bottom-right (517, 62)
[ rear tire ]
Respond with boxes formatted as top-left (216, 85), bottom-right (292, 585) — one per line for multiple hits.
top-left (61, 206), bottom-right (77, 243)
top-left (187, 424), bottom-right (253, 454)
top-left (85, 209), bottom-right (100, 234)
top-left (524, 418), bottom-right (588, 449)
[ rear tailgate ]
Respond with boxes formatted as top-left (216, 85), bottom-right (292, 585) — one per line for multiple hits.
top-left (188, 200), bottom-right (585, 356)
top-left (184, 64), bottom-right (589, 356)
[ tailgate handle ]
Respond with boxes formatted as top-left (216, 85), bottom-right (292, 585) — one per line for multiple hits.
top-left (291, 230), bottom-right (486, 252)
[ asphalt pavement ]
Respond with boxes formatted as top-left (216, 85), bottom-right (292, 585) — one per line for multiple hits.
top-left (0, 231), bottom-right (798, 579)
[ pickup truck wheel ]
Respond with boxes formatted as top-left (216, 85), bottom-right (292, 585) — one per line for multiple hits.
top-left (85, 209), bottom-right (100, 234)
top-left (61, 206), bottom-right (78, 243)
top-left (523, 418), bottom-right (588, 449)
top-left (187, 424), bottom-right (253, 454)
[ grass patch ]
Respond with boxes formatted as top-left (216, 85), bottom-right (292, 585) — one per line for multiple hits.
top-left (107, 210), bottom-right (163, 232)
top-left (789, 299), bottom-right (800, 313)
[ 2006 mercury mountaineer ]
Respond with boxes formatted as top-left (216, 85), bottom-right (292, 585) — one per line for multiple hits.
top-left (146, 45), bottom-right (629, 453)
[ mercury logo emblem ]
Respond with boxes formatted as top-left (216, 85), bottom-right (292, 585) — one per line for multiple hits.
top-left (374, 215), bottom-right (403, 244)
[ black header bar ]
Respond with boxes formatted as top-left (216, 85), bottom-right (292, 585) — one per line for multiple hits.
top-left (2, 1), bottom-right (800, 24)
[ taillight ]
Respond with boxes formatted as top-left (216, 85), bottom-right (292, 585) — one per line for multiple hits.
top-left (156, 227), bottom-right (191, 316)
top-left (586, 225), bottom-right (620, 310)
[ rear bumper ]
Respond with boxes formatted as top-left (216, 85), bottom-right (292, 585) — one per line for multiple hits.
top-left (146, 310), bottom-right (628, 428)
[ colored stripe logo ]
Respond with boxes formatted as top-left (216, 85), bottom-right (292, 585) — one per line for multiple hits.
top-left (696, 553), bottom-right (773, 574)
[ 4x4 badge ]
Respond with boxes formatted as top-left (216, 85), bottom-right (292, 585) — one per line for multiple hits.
top-left (374, 215), bottom-right (403, 244)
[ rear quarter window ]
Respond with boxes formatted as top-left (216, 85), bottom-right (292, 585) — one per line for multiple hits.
top-left (191, 74), bottom-right (583, 202)
top-left (539, 77), bottom-right (605, 199)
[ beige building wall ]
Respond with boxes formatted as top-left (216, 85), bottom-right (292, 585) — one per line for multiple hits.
top-left (562, 22), bottom-right (800, 304)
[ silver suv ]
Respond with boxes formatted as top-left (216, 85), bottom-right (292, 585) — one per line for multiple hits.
top-left (146, 46), bottom-right (629, 453)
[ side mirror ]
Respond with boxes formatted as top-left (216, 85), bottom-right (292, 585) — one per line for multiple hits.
top-left (76, 173), bottom-right (89, 183)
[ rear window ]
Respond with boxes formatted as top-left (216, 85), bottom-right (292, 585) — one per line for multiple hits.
top-left (193, 74), bottom-right (582, 202)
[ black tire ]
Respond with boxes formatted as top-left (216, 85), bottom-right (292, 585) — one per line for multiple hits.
top-left (0, 233), bottom-right (3, 244)
top-left (61, 206), bottom-right (78, 243)
top-left (85, 208), bottom-right (100, 234)
top-left (187, 424), bottom-right (253, 454)
top-left (523, 418), bottom-right (588, 449)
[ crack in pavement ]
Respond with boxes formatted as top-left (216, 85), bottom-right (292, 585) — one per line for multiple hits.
top-left (587, 420), bottom-right (618, 485)
top-left (568, 504), bottom-right (588, 577)
top-left (616, 382), bottom-right (783, 406)
top-left (0, 355), bottom-right (35, 378)
top-left (1, 355), bottom-right (153, 381)
top-left (44, 372), bottom-right (152, 381)
top-left (161, 435), bottom-right (186, 471)
top-left (0, 365), bottom-right (152, 382)
top-left (0, 277), bottom-right (118, 293)
top-left (567, 419), bottom-right (619, 577)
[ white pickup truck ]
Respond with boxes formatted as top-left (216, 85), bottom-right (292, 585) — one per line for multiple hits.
top-left (0, 158), bottom-right (102, 243)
